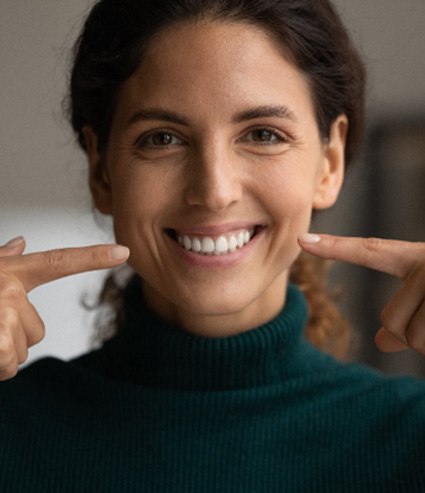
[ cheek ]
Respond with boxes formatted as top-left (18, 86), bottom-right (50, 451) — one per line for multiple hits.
top-left (260, 166), bottom-right (318, 264)
top-left (109, 170), bottom-right (171, 245)
top-left (261, 165), bottom-right (318, 223)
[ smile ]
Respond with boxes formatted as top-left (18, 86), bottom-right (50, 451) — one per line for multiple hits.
top-left (167, 227), bottom-right (262, 256)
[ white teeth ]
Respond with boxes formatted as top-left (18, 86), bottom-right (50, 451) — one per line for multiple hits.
top-left (192, 238), bottom-right (202, 253)
top-left (177, 229), bottom-right (255, 256)
top-left (202, 237), bottom-right (215, 253)
top-left (183, 236), bottom-right (192, 251)
top-left (228, 236), bottom-right (238, 253)
top-left (215, 236), bottom-right (228, 254)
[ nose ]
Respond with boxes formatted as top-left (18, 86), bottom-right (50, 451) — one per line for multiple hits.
top-left (184, 146), bottom-right (243, 212)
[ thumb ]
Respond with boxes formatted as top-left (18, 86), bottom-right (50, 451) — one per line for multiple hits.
top-left (0, 237), bottom-right (26, 258)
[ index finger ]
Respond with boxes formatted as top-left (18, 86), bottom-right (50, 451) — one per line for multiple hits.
top-left (298, 234), bottom-right (423, 279)
top-left (4, 244), bottom-right (130, 292)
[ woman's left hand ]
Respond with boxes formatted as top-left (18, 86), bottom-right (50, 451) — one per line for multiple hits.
top-left (299, 234), bottom-right (425, 354)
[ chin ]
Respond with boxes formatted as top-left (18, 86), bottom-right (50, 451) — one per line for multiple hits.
top-left (171, 286), bottom-right (246, 316)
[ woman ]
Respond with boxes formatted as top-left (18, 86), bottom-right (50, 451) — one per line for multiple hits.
top-left (1, 0), bottom-right (425, 491)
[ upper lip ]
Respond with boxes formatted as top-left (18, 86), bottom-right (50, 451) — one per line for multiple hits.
top-left (168, 222), bottom-right (263, 236)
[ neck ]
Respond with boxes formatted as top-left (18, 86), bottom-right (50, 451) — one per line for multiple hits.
top-left (100, 278), bottom-right (318, 390)
top-left (142, 274), bottom-right (289, 338)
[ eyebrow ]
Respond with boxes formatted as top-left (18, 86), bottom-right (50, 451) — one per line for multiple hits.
top-left (232, 105), bottom-right (297, 124)
top-left (126, 109), bottom-right (189, 128)
top-left (125, 104), bottom-right (297, 128)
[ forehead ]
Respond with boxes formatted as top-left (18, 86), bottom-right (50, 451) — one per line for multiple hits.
top-left (115, 20), bottom-right (315, 125)
top-left (144, 20), bottom-right (283, 70)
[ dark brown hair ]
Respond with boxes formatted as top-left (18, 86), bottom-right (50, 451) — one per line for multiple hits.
top-left (69, 0), bottom-right (365, 357)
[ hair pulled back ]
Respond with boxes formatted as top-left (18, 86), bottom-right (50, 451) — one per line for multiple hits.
top-left (69, 0), bottom-right (366, 358)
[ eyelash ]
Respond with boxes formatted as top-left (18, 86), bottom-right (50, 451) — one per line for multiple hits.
top-left (135, 130), bottom-right (184, 148)
top-left (134, 127), bottom-right (289, 150)
top-left (240, 127), bottom-right (289, 145)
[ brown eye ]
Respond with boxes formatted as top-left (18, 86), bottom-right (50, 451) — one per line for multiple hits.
top-left (252, 129), bottom-right (276, 142)
top-left (137, 131), bottom-right (184, 148)
top-left (151, 132), bottom-right (173, 145)
top-left (242, 128), bottom-right (287, 145)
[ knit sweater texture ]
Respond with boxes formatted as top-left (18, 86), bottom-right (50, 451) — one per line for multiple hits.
top-left (1, 280), bottom-right (425, 492)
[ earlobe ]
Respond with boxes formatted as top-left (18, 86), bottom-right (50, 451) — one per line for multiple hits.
top-left (82, 126), bottom-right (113, 215)
top-left (313, 114), bottom-right (348, 210)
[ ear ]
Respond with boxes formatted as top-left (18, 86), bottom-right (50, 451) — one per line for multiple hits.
top-left (313, 114), bottom-right (348, 210)
top-left (83, 127), bottom-right (113, 215)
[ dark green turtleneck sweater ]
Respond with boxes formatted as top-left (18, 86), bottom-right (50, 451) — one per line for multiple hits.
top-left (1, 280), bottom-right (425, 492)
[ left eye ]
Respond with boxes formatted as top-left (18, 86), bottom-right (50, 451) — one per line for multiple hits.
top-left (242, 129), bottom-right (285, 144)
top-left (137, 131), bottom-right (183, 147)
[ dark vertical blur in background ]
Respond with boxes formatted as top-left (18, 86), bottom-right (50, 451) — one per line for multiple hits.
top-left (309, 2), bottom-right (425, 378)
top-left (317, 120), bottom-right (425, 378)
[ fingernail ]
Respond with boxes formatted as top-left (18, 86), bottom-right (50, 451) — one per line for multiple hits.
top-left (299, 233), bottom-right (321, 244)
top-left (110, 245), bottom-right (130, 261)
top-left (5, 236), bottom-right (25, 249)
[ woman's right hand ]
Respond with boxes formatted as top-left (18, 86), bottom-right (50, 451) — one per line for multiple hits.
top-left (0, 237), bottom-right (129, 381)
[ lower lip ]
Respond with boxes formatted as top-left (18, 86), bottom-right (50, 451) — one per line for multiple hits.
top-left (166, 229), bottom-right (264, 268)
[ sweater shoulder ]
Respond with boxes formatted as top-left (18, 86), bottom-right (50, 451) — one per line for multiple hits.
top-left (2, 356), bottom-right (77, 385)
top-left (307, 358), bottom-right (425, 415)
top-left (0, 354), bottom-right (105, 406)
top-left (3, 351), bottom-right (425, 412)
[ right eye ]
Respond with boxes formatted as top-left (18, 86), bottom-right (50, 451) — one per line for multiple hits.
top-left (136, 131), bottom-right (184, 148)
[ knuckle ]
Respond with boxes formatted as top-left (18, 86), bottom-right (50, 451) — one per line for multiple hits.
top-left (361, 237), bottom-right (382, 253)
top-left (0, 334), bottom-right (16, 365)
top-left (0, 278), bottom-right (23, 301)
top-left (17, 346), bottom-right (28, 365)
top-left (0, 363), bottom-right (19, 381)
top-left (46, 249), bottom-right (68, 271)
top-left (0, 307), bottom-right (20, 330)
top-left (27, 323), bottom-right (45, 346)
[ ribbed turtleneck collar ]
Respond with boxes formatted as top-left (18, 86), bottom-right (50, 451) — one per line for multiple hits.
top-left (98, 277), bottom-right (323, 391)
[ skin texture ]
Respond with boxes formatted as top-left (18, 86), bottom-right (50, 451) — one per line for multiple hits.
top-left (84, 21), bottom-right (347, 337)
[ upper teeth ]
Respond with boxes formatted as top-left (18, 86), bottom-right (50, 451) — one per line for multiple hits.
top-left (177, 229), bottom-right (254, 255)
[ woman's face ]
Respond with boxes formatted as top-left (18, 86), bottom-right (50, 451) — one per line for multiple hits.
top-left (86, 21), bottom-right (347, 336)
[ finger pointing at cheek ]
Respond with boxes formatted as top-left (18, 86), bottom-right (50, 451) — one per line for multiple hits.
top-left (298, 233), bottom-right (423, 278)
top-left (7, 244), bottom-right (131, 293)
top-left (0, 242), bottom-right (130, 380)
top-left (298, 233), bottom-right (425, 355)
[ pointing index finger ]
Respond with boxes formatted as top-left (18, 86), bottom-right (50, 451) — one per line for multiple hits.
top-left (6, 244), bottom-right (130, 292)
top-left (298, 234), bottom-right (422, 279)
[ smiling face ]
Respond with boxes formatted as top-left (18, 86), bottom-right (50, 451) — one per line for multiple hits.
top-left (85, 20), bottom-right (347, 336)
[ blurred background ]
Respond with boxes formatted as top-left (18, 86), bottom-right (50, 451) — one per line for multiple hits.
top-left (1, 1), bottom-right (425, 375)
